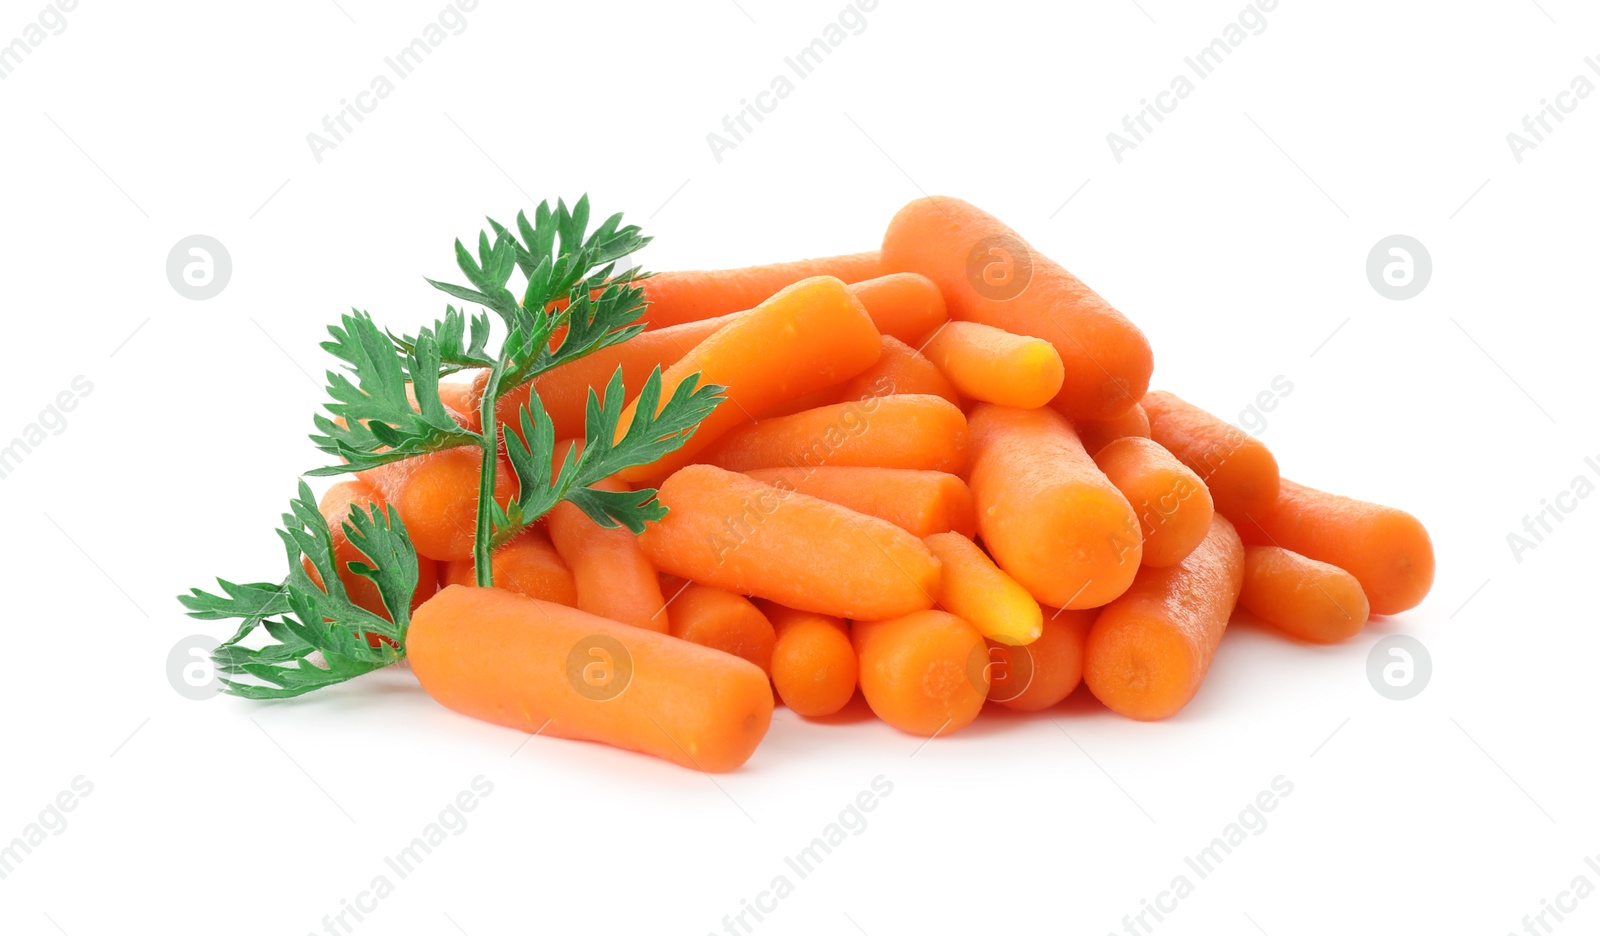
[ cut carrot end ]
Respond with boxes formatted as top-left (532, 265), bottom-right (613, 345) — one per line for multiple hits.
top-left (1083, 613), bottom-right (1198, 721)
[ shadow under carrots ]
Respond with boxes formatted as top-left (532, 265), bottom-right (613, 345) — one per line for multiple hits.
top-left (792, 686), bottom-right (876, 725)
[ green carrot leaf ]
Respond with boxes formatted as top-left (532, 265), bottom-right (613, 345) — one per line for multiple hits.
top-left (180, 481), bottom-right (417, 699)
top-left (390, 305), bottom-right (495, 372)
top-left (494, 366), bottom-right (724, 539)
top-left (563, 484), bottom-right (667, 533)
top-left (428, 234), bottom-right (521, 324)
top-left (476, 196), bottom-right (652, 318)
top-left (580, 367), bottom-right (726, 485)
top-left (179, 579), bottom-right (291, 623)
top-left (308, 310), bottom-right (479, 474)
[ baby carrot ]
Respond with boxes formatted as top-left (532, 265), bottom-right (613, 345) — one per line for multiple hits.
top-left (966, 404), bottom-right (1142, 609)
top-left (1092, 436), bottom-right (1215, 568)
top-left (1070, 401), bottom-right (1151, 458)
top-left (616, 276), bottom-right (883, 484)
top-left (638, 261), bottom-right (946, 345)
top-left (881, 196), bottom-right (1153, 420)
top-left (406, 380), bottom-right (480, 430)
top-left (478, 313), bottom-right (740, 443)
top-left (439, 525), bottom-right (577, 606)
top-left (307, 479), bottom-right (439, 623)
top-left (546, 478), bottom-right (670, 633)
top-left (436, 380), bottom-right (481, 430)
top-left (638, 465), bottom-right (940, 620)
top-left (1141, 390), bottom-right (1280, 522)
top-left (853, 610), bottom-right (988, 737)
top-left (985, 606), bottom-right (1095, 711)
top-left (1239, 545), bottom-right (1369, 643)
top-left (408, 585), bottom-right (773, 773)
top-left (920, 321), bottom-right (1065, 409)
top-left (1236, 479), bottom-right (1434, 616)
top-left (358, 447), bottom-right (519, 562)
top-left (596, 285), bottom-right (946, 425)
top-left (762, 335), bottom-right (961, 417)
top-left (832, 335), bottom-right (963, 408)
top-left (638, 251), bottom-right (882, 330)
top-left (743, 466), bottom-right (977, 538)
top-left (923, 531), bottom-right (1042, 646)
top-left (700, 394), bottom-right (969, 474)
top-left (848, 272), bottom-right (948, 345)
top-left (1083, 515), bottom-right (1246, 721)
top-left (756, 601), bottom-right (857, 717)
top-left (661, 578), bottom-right (777, 676)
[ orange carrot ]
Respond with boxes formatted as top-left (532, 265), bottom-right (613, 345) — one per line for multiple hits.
top-left (1092, 436), bottom-right (1215, 568)
top-left (756, 387), bottom-right (841, 420)
top-left (616, 276), bottom-right (882, 484)
top-left (476, 313), bottom-right (740, 443)
top-left (923, 531), bottom-right (1042, 645)
top-left (1236, 479), bottom-right (1433, 616)
top-left (408, 585), bottom-right (773, 772)
top-left (661, 579), bottom-right (777, 675)
top-left (757, 601), bottom-right (857, 717)
top-left (1070, 401), bottom-right (1151, 457)
top-left (638, 251), bottom-right (882, 330)
top-left (546, 479), bottom-right (670, 633)
top-left (984, 606), bottom-right (1095, 711)
top-left (639, 264), bottom-right (941, 345)
top-left (700, 394), bottom-right (968, 474)
top-left (620, 281), bottom-right (948, 423)
top-left (1239, 545), bottom-right (1369, 643)
top-left (848, 272), bottom-right (948, 345)
top-left (307, 480), bottom-right (439, 623)
top-left (852, 610), bottom-right (988, 737)
top-left (966, 404), bottom-right (1141, 609)
top-left (638, 465), bottom-right (940, 620)
top-left (832, 335), bottom-right (963, 408)
top-left (406, 380), bottom-right (480, 430)
top-left (436, 380), bottom-right (482, 430)
top-left (439, 525), bottom-right (576, 605)
top-left (881, 196), bottom-right (1153, 420)
top-left (357, 448), bottom-right (518, 562)
top-left (1141, 390), bottom-right (1280, 522)
top-left (759, 334), bottom-right (962, 418)
top-left (920, 321), bottom-right (1065, 409)
top-left (743, 466), bottom-right (976, 538)
top-left (1083, 515), bottom-right (1245, 721)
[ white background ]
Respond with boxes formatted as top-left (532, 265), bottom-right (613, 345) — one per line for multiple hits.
top-left (1, 1), bottom-right (1596, 934)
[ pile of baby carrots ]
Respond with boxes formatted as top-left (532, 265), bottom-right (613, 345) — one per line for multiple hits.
top-left (313, 196), bottom-right (1436, 773)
